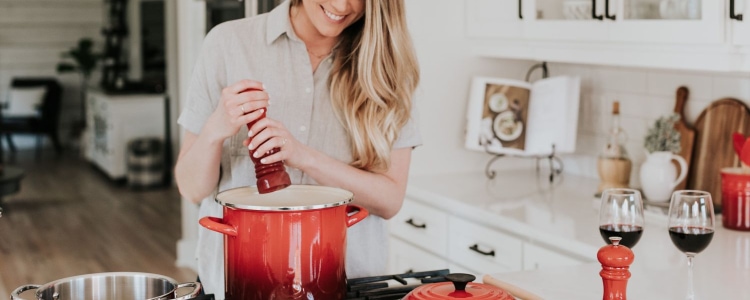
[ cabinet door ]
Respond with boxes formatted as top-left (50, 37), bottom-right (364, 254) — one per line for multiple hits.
top-left (466, 0), bottom-right (524, 38)
top-left (447, 216), bottom-right (523, 274)
top-left (524, 0), bottom-right (610, 42)
top-left (609, 0), bottom-right (724, 44)
top-left (388, 237), bottom-right (449, 275)
top-left (731, 0), bottom-right (749, 45)
top-left (523, 243), bottom-right (588, 271)
top-left (390, 198), bottom-right (449, 257)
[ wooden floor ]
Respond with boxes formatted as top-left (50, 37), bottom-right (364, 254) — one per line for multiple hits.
top-left (0, 150), bottom-right (196, 297)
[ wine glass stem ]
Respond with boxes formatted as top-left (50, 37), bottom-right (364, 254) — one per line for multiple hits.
top-left (687, 254), bottom-right (695, 300)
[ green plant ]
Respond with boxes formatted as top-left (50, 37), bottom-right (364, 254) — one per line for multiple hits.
top-left (644, 113), bottom-right (682, 153)
top-left (57, 38), bottom-right (100, 78)
top-left (56, 38), bottom-right (101, 134)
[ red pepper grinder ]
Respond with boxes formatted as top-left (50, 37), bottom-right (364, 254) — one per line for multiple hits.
top-left (597, 236), bottom-right (634, 300)
top-left (244, 89), bottom-right (291, 194)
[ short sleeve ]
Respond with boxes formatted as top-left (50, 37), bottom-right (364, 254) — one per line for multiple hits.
top-left (177, 25), bottom-right (229, 135)
top-left (393, 101), bottom-right (422, 149)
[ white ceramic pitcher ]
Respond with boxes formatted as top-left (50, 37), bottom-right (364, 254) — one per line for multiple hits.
top-left (639, 151), bottom-right (687, 202)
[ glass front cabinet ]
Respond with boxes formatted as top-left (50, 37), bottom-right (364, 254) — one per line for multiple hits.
top-left (466, 0), bottom-right (750, 71)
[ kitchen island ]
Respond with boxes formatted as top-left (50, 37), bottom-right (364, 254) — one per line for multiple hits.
top-left (403, 170), bottom-right (750, 299)
top-left (490, 218), bottom-right (750, 299)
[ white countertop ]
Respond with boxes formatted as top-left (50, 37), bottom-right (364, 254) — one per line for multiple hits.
top-left (406, 170), bottom-right (750, 299)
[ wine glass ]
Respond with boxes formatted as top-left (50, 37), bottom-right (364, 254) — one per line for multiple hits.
top-left (668, 190), bottom-right (715, 300)
top-left (598, 188), bottom-right (645, 248)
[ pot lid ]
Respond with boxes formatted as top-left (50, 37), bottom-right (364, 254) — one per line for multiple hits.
top-left (216, 185), bottom-right (353, 211)
top-left (405, 274), bottom-right (514, 300)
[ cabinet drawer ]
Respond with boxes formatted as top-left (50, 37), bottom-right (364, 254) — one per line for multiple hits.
top-left (388, 237), bottom-right (448, 274)
top-left (448, 216), bottom-right (523, 274)
top-left (523, 243), bottom-right (586, 271)
top-left (390, 198), bottom-right (448, 257)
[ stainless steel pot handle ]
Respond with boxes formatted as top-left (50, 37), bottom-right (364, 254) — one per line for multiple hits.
top-left (171, 282), bottom-right (202, 300)
top-left (11, 284), bottom-right (40, 300)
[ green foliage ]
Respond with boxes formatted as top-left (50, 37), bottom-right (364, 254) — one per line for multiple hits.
top-left (644, 113), bottom-right (682, 153)
top-left (56, 38), bottom-right (101, 78)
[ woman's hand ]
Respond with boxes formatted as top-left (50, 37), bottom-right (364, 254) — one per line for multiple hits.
top-left (208, 79), bottom-right (270, 140)
top-left (244, 117), bottom-right (311, 169)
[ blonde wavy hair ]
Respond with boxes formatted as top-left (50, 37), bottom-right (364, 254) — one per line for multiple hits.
top-left (291, 0), bottom-right (420, 172)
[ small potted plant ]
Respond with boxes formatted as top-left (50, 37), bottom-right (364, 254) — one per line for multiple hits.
top-left (640, 113), bottom-right (687, 201)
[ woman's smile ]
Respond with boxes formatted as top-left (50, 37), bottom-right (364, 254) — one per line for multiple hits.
top-left (322, 5), bottom-right (346, 22)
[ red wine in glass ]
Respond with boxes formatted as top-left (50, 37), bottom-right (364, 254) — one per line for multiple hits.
top-left (667, 190), bottom-right (715, 300)
top-left (599, 224), bottom-right (643, 248)
top-left (668, 226), bottom-right (714, 254)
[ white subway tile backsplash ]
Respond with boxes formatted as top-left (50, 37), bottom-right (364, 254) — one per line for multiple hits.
top-left (620, 116), bottom-right (649, 145)
top-left (712, 76), bottom-right (750, 103)
top-left (616, 93), bottom-right (673, 119)
top-left (590, 67), bottom-right (648, 94)
top-left (645, 70), bottom-right (713, 99)
top-left (683, 99), bottom-right (713, 124)
top-left (569, 62), bottom-right (749, 185)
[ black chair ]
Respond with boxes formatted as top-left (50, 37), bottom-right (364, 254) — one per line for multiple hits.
top-left (0, 78), bottom-right (63, 159)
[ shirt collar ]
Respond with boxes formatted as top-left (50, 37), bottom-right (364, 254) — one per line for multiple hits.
top-left (266, 0), bottom-right (299, 45)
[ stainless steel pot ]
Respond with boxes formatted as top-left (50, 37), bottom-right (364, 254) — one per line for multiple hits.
top-left (11, 272), bottom-right (201, 300)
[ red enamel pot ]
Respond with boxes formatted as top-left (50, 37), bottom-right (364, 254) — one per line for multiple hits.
top-left (199, 185), bottom-right (368, 300)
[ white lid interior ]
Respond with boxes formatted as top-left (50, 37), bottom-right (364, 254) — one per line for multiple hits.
top-left (216, 185), bottom-right (353, 211)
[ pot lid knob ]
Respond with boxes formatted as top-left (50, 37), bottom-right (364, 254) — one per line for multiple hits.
top-left (445, 273), bottom-right (475, 291)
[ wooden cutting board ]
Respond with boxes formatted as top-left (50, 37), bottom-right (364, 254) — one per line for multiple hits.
top-left (673, 87), bottom-right (695, 191)
top-left (687, 98), bottom-right (750, 211)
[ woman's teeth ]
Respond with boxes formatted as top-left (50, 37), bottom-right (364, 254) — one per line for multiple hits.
top-left (324, 9), bottom-right (345, 21)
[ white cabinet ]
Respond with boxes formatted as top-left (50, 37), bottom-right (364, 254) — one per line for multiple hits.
top-left (389, 197), bottom-right (591, 276)
top-left (390, 198), bottom-right (449, 257)
top-left (465, 0), bottom-right (524, 39)
top-left (389, 238), bottom-right (449, 275)
top-left (85, 90), bottom-right (165, 179)
top-left (466, 0), bottom-right (750, 72)
top-left (479, 0), bottom-right (724, 44)
top-left (447, 216), bottom-right (523, 274)
top-left (523, 243), bottom-right (586, 270)
top-left (731, 0), bottom-right (750, 45)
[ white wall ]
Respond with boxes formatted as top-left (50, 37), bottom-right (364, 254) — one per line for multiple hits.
top-left (406, 0), bottom-right (535, 177)
top-left (0, 0), bottom-right (104, 149)
top-left (405, 0), bottom-right (750, 191)
top-left (555, 64), bottom-right (750, 187)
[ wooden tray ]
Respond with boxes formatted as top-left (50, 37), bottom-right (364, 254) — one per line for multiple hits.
top-left (687, 98), bottom-right (750, 210)
top-left (673, 87), bottom-right (695, 191)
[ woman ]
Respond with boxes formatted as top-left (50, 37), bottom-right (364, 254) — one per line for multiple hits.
top-left (174, 0), bottom-right (421, 297)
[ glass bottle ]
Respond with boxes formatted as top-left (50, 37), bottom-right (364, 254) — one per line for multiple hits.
top-left (597, 101), bottom-right (633, 194)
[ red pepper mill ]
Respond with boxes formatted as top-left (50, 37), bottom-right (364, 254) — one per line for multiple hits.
top-left (598, 236), bottom-right (634, 300)
top-left (244, 91), bottom-right (291, 194)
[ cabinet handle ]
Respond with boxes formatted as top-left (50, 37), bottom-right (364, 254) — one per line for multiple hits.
top-left (604, 0), bottom-right (615, 20)
top-left (592, 0), bottom-right (603, 20)
top-left (405, 218), bottom-right (427, 229)
top-left (731, 0), bottom-right (744, 21)
top-left (469, 244), bottom-right (496, 257)
top-left (518, 0), bottom-right (522, 19)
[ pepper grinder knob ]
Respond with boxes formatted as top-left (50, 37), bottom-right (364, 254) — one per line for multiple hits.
top-left (597, 236), bottom-right (634, 300)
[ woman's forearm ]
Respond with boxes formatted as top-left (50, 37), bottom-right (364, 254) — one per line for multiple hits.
top-left (174, 129), bottom-right (225, 203)
top-left (299, 147), bottom-right (412, 219)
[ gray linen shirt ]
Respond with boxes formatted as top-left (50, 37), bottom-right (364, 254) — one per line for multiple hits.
top-left (177, 1), bottom-right (422, 298)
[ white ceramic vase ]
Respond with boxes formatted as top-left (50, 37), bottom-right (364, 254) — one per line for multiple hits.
top-left (639, 151), bottom-right (687, 202)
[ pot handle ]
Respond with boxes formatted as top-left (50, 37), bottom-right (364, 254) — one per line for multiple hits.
top-left (171, 282), bottom-right (202, 300)
top-left (199, 217), bottom-right (237, 237)
top-left (11, 284), bottom-right (40, 300)
top-left (346, 204), bottom-right (369, 228)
